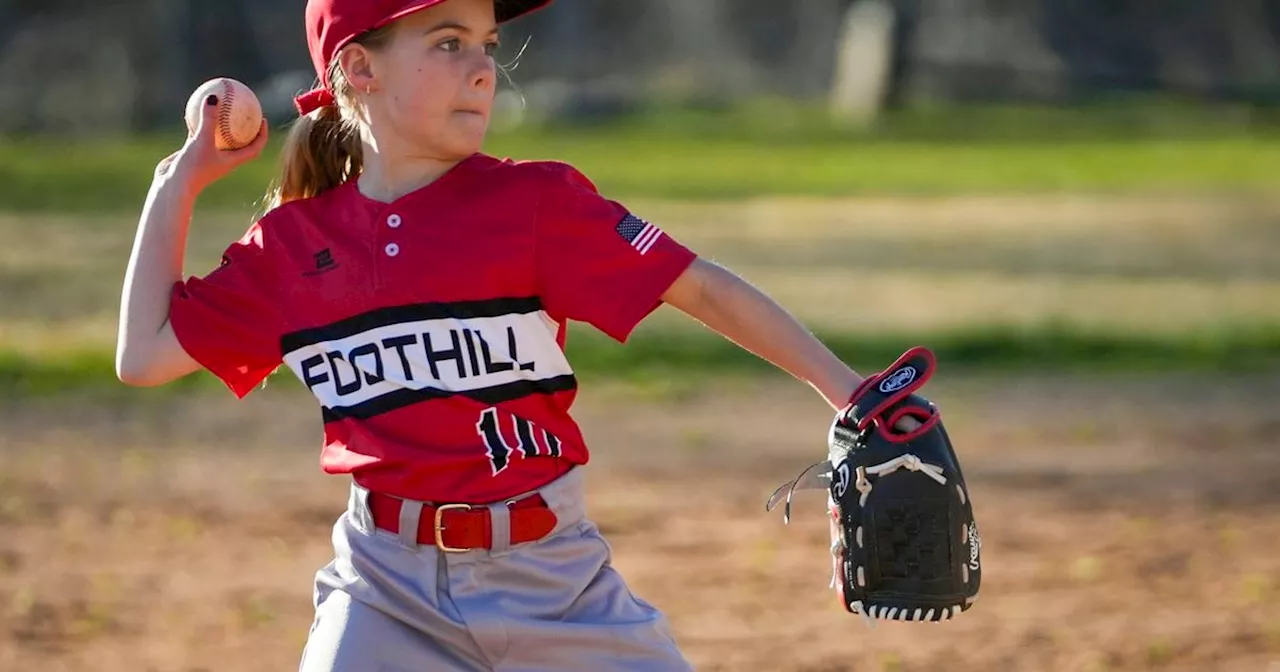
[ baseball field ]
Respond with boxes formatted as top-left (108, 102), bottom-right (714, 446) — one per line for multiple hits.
top-left (2, 109), bottom-right (1279, 671)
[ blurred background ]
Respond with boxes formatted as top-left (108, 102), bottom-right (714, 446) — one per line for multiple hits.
top-left (4, 0), bottom-right (1280, 132)
top-left (2, 1), bottom-right (1278, 671)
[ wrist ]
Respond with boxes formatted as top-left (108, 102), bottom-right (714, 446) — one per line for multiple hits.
top-left (150, 172), bottom-right (201, 208)
top-left (817, 368), bottom-right (864, 411)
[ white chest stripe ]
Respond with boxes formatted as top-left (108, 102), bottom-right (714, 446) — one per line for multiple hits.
top-left (282, 311), bottom-right (572, 410)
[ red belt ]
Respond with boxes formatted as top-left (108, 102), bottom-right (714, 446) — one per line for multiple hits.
top-left (367, 492), bottom-right (558, 553)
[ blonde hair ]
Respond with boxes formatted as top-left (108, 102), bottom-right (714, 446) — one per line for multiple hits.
top-left (261, 26), bottom-right (396, 212)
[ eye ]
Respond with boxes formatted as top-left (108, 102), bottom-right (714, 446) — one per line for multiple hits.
top-left (484, 41), bottom-right (500, 56)
top-left (438, 38), bottom-right (461, 52)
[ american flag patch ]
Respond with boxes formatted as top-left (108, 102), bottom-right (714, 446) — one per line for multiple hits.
top-left (615, 214), bottom-right (664, 255)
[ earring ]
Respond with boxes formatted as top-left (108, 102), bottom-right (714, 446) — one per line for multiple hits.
top-left (365, 84), bottom-right (373, 96)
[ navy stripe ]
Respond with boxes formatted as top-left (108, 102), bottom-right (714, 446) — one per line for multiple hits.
top-left (280, 297), bottom-right (545, 354)
top-left (320, 374), bottom-right (578, 423)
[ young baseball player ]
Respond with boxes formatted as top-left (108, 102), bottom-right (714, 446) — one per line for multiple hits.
top-left (116, 0), bottom-right (915, 668)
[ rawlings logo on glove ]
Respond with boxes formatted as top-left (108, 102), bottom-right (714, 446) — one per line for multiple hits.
top-left (766, 347), bottom-right (981, 625)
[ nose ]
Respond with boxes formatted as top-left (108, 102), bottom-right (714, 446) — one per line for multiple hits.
top-left (470, 51), bottom-right (496, 91)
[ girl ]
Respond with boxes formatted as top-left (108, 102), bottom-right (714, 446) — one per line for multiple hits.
top-left (117, 0), bottom-right (902, 668)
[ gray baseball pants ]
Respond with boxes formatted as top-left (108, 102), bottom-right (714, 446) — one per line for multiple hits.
top-left (297, 468), bottom-right (693, 671)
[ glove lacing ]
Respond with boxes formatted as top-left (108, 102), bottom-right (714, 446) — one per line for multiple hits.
top-left (855, 453), bottom-right (947, 506)
top-left (848, 601), bottom-right (962, 626)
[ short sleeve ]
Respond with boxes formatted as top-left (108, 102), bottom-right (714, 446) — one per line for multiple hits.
top-left (534, 164), bottom-right (698, 342)
top-left (169, 220), bottom-right (284, 398)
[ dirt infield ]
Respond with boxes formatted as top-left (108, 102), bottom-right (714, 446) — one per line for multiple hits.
top-left (2, 373), bottom-right (1278, 671)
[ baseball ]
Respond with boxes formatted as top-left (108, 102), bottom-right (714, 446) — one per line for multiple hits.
top-left (184, 77), bottom-right (263, 151)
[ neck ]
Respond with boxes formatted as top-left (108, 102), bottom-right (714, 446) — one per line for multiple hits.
top-left (356, 133), bottom-right (467, 203)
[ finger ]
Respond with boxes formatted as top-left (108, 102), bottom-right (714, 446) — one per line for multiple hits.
top-left (190, 93), bottom-right (222, 149)
top-left (216, 119), bottom-right (270, 164)
top-left (894, 416), bottom-right (923, 432)
top-left (243, 119), bottom-right (270, 156)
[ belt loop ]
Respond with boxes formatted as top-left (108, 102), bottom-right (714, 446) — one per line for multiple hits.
top-left (398, 499), bottom-right (424, 550)
top-left (349, 482), bottom-right (374, 534)
top-left (534, 467), bottom-right (586, 533)
top-left (487, 501), bottom-right (512, 554)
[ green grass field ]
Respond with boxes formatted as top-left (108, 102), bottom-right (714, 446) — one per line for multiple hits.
top-left (3, 136), bottom-right (1276, 213)
top-left (4, 103), bottom-right (1280, 213)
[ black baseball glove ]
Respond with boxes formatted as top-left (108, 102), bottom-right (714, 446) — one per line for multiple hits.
top-left (766, 347), bottom-right (981, 624)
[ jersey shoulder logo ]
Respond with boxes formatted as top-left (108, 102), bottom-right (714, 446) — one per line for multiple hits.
top-left (614, 213), bottom-right (665, 256)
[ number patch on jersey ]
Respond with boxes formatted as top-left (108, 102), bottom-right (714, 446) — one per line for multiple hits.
top-left (477, 407), bottom-right (563, 475)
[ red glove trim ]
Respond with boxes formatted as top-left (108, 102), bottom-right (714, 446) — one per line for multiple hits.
top-left (848, 346), bottom-right (937, 430)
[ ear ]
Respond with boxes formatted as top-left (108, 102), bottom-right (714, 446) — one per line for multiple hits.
top-left (339, 44), bottom-right (378, 94)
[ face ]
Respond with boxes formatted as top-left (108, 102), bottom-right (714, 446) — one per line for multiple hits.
top-left (343, 0), bottom-right (500, 159)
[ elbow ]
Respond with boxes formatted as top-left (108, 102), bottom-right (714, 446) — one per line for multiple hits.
top-left (115, 359), bottom-right (156, 388)
top-left (115, 348), bottom-right (167, 388)
top-left (661, 257), bottom-right (717, 315)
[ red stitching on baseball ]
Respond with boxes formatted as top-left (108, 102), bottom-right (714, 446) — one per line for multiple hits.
top-left (218, 80), bottom-right (238, 148)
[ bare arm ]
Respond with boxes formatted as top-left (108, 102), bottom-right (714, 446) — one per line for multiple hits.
top-left (115, 96), bottom-right (268, 387)
top-left (115, 174), bottom-right (203, 386)
top-left (661, 257), bottom-right (863, 411)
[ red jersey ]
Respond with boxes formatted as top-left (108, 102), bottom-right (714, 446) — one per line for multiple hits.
top-left (169, 154), bottom-right (697, 503)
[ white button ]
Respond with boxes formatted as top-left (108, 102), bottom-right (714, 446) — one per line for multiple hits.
top-left (387, 214), bottom-right (402, 228)
top-left (385, 243), bottom-right (400, 257)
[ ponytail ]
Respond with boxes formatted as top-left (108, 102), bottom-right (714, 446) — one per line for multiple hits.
top-left (260, 25), bottom-right (395, 213)
top-left (261, 102), bottom-right (362, 211)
